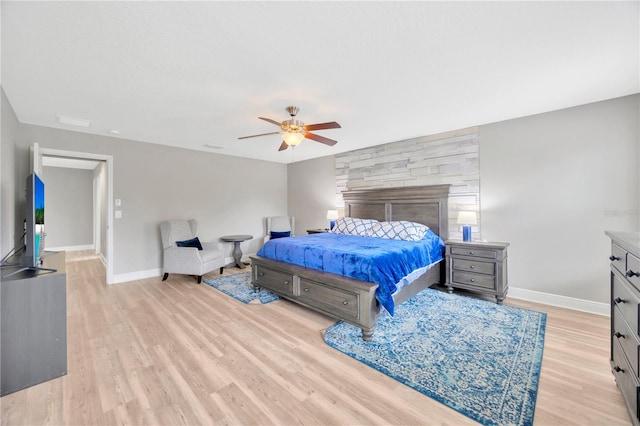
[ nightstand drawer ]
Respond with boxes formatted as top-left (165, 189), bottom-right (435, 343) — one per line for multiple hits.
top-left (452, 271), bottom-right (496, 290)
top-left (253, 265), bottom-right (294, 295)
top-left (298, 278), bottom-right (359, 320)
top-left (452, 258), bottom-right (495, 275)
top-left (450, 246), bottom-right (498, 260)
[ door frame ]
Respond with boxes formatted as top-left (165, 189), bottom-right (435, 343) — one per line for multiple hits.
top-left (39, 147), bottom-right (114, 284)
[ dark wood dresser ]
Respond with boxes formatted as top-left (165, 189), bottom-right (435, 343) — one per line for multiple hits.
top-left (607, 231), bottom-right (640, 425)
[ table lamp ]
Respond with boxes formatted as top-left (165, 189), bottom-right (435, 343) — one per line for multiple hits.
top-left (327, 210), bottom-right (339, 230)
top-left (457, 211), bottom-right (477, 242)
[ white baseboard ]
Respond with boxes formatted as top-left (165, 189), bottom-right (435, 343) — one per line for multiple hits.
top-left (46, 244), bottom-right (94, 252)
top-left (111, 268), bottom-right (162, 285)
top-left (110, 255), bottom-right (246, 285)
top-left (508, 286), bottom-right (609, 317)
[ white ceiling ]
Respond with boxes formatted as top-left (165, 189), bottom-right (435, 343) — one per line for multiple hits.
top-left (2, 1), bottom-right (638, 164)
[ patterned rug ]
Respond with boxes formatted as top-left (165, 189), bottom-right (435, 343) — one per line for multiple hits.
top-left (323, 288), bottom-right (546, 426)
top-left (204, 272), bottom-right (279, 304)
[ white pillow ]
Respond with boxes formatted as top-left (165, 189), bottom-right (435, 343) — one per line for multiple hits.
top-left (331, 217), bottom-right (379, 236)
top-left (368, 221), bottom-right (429, 242)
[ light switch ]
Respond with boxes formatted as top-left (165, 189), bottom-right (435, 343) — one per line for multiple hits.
top-left (115, 210), bottom-right (122, 219)
top-left (115, 199), bottom-right (121, 206)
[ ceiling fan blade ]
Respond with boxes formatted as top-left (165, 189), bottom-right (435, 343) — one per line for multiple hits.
top-left (238, 131), bottom-right (281, 140)
top-left (304, 132), bottom-right (338, 146)
top-left (304, 121), bottom-right (342, 131)
top-left (278, 141), bottom-right (289, 151)
top-left (259, 117), bottom-right (283, 127)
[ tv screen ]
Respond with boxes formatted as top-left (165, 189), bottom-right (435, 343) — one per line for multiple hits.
top-left (22, 173), bottom-right (45, 268)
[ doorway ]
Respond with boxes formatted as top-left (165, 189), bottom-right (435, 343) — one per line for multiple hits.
top-left (33, 145), bottom-right (114, 283)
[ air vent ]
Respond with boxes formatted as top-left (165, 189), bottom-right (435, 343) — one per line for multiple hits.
top-left (56, 115), bottom-right (92, 128)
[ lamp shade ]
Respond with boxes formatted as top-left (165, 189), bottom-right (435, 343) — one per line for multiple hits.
top-left (326, 210), bottom-right (339, 220)
top-left (457, 211), bottom-right (478, 225)
top-left (282, 131), bottom-right (304, 146)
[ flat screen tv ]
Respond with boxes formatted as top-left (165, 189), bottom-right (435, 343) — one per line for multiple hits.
top-left (23, 173), bottom-right (46, 268)
top-left (2, 173), bottom-right (56, 278)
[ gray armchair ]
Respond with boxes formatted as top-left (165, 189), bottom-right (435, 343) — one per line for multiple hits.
top-left (159, 219), bottom-right (225, 284)
top-left (264, 216), bottom-right (295, 243)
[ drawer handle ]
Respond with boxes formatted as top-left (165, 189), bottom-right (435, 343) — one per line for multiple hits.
top-left (614, 331), bottom-right (626, 339)
top-left (614, 297), bottom-right (626, 304)
top-left (283, 280), bottom-right (289, 285)
top-left (304, 287), bottom-right (310, 292)
top-left (470, 278), bottom-right (475, 283)
top-left (469, 265), bottom-right (475, 269)
top-left (626, 270), bottom-right (640, 278)
top-left (610, 255), bottom-right (621, 261)
top-left (343, 301), bottom-right (349, 305)
top-left (258, 272), bottom-right (264, 276)
top-left (613, 366), bottom-right (625, 373)
top-left (469, 251), bottom-right (474, 255)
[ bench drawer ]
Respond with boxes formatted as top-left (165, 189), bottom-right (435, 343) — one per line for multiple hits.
top-left (298, 278), bottom-right (359, 320)
top-left (253, 265), bottom-right (294, 296)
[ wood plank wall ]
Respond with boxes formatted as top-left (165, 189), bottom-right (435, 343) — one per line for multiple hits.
top-left (335, 127), bottom-right (480, 240)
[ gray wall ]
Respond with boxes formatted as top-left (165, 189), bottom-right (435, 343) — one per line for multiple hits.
top-left (288, 94), bottom-right (640, 306)
top-left (5, 120), bottom-right (287, 279)
top-left (40, 166), bottom-right (94, 249)
top-left (480, 94), bottom-right (639, 303)
top-left (1, 88), bottom-right (20, 258)
top-left (288, 155), bottom-right (337, 235)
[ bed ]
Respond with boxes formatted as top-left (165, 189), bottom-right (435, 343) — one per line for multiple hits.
top-left (250, 184), bottom-right (450, 341)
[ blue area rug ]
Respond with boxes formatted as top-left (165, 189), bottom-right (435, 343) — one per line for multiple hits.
top-left (204, 272), bottom-right (279, 304)
top-left (323, 288), bottom-right (546, 426)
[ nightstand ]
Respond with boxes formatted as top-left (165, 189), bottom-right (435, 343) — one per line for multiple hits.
top-left (445, 240), bottom-right (509, 304)
top-left (307, 229), bottom-right (330, 234)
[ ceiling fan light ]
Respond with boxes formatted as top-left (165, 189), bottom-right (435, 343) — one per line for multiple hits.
top-left (283, 131), bottom-right (304, 146)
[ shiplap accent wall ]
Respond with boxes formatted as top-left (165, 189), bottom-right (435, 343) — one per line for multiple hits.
top-left (334, 127), bottom-right (480, 240)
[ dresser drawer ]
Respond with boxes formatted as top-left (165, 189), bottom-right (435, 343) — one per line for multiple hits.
top-left (612, 338), bottom-right (640, 422)
top-left (253, 265), bottom-right (294, 295)
top-left (452, 271), bottom-right (496, 290)
top-left (628, 253), bottom-right (640, 290)
top-left (298, 278), bottom-right (359, 320)
top-left (614, 305), bottom-right (640, 377)
top-left (613, 272), bottom-right (640, 337)
top-left (611, 242), bottom-right (628, 274)
top-left (452, 258), bottom-right (495, 275)
top-left (450, 246), bottom-right (498, 260)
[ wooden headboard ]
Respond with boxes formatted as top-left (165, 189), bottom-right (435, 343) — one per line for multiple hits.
top-left (342, 184), bottom-right (450, 238)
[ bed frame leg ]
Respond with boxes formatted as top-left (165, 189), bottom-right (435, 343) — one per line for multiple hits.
top-left (361, 327), bottom-right (375, 342)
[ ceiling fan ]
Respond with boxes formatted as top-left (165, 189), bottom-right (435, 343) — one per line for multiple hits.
top-left (238, 106), bottom-right (341, 151)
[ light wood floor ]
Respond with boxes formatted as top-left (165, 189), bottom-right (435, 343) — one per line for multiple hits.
top-left (0, 251), bottom-right (631, 425)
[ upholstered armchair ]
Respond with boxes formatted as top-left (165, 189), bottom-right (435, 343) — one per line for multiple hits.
top-left (159, 219), bottom-right (225, 284)
top-left (264, 216), bottom-right (295, 243)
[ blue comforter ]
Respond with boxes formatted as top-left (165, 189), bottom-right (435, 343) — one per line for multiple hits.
top-left (256, 230), bottom-right (444, 315)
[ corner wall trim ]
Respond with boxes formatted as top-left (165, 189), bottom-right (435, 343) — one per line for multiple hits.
top-left (508, 286), bottom-right (609, 317)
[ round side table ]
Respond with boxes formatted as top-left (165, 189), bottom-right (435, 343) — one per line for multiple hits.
top-left (220, 235), bottom-right (253, 269)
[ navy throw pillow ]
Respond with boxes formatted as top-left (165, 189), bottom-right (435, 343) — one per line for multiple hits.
top-left (270, 231), bottom-right (291, 239)
top-left (176, 236), bottom-right (203, 250)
